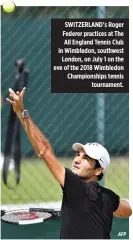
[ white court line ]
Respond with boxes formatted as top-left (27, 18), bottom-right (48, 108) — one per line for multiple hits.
top-left (1, 201), bottom-right (62, 211)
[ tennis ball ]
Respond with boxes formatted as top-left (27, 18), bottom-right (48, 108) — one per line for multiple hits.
top-left (2, 1), bottom-right (15, 13)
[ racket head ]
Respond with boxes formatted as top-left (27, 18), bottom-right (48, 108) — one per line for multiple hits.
top-left (1, 208), bottom-right (60, 225)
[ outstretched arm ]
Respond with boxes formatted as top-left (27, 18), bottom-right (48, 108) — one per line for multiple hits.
top-left (6, 88), bottom-right (65, 186)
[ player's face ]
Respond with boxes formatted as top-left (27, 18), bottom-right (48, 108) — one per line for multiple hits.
top-left (71, 149), bottom-right (99, 180)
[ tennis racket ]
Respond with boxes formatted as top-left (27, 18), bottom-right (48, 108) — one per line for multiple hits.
top-left (1, 208), bottom-right (60, 225)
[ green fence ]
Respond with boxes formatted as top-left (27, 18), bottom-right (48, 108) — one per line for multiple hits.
top-left (1, 7), bottom-right (129, 156)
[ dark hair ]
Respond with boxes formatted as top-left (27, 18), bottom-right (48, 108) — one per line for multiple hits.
top-left (94, 160), bottom-right (104, 181)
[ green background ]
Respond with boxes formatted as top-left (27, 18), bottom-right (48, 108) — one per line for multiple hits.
top-left (1, 217), bottom-right (129, 239)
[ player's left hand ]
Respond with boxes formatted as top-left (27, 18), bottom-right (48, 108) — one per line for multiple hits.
top-left (6, 87), bottom-right (26, 114)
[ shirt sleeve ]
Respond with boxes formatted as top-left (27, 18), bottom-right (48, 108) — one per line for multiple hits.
top-left (62, 168), bottom-right (86, 205)
top-left (110, 190), bottom-right (120, 212)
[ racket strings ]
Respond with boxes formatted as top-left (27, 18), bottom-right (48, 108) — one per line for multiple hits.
top-left (2, 211), bottom-right (52, 223)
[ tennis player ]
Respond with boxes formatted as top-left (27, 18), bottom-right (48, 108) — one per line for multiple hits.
top-left (6, 87), bottom-right (132, 239)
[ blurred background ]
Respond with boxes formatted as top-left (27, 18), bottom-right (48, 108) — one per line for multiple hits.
top-left (1, 6), bottom-right (129, 239)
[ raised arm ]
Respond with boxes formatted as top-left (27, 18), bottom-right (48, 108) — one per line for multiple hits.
top-left (6, 87), bottom-right (65, 186)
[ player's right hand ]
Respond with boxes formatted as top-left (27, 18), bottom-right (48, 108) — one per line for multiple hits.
top-left (6, 87), bottom-right (26, 114)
